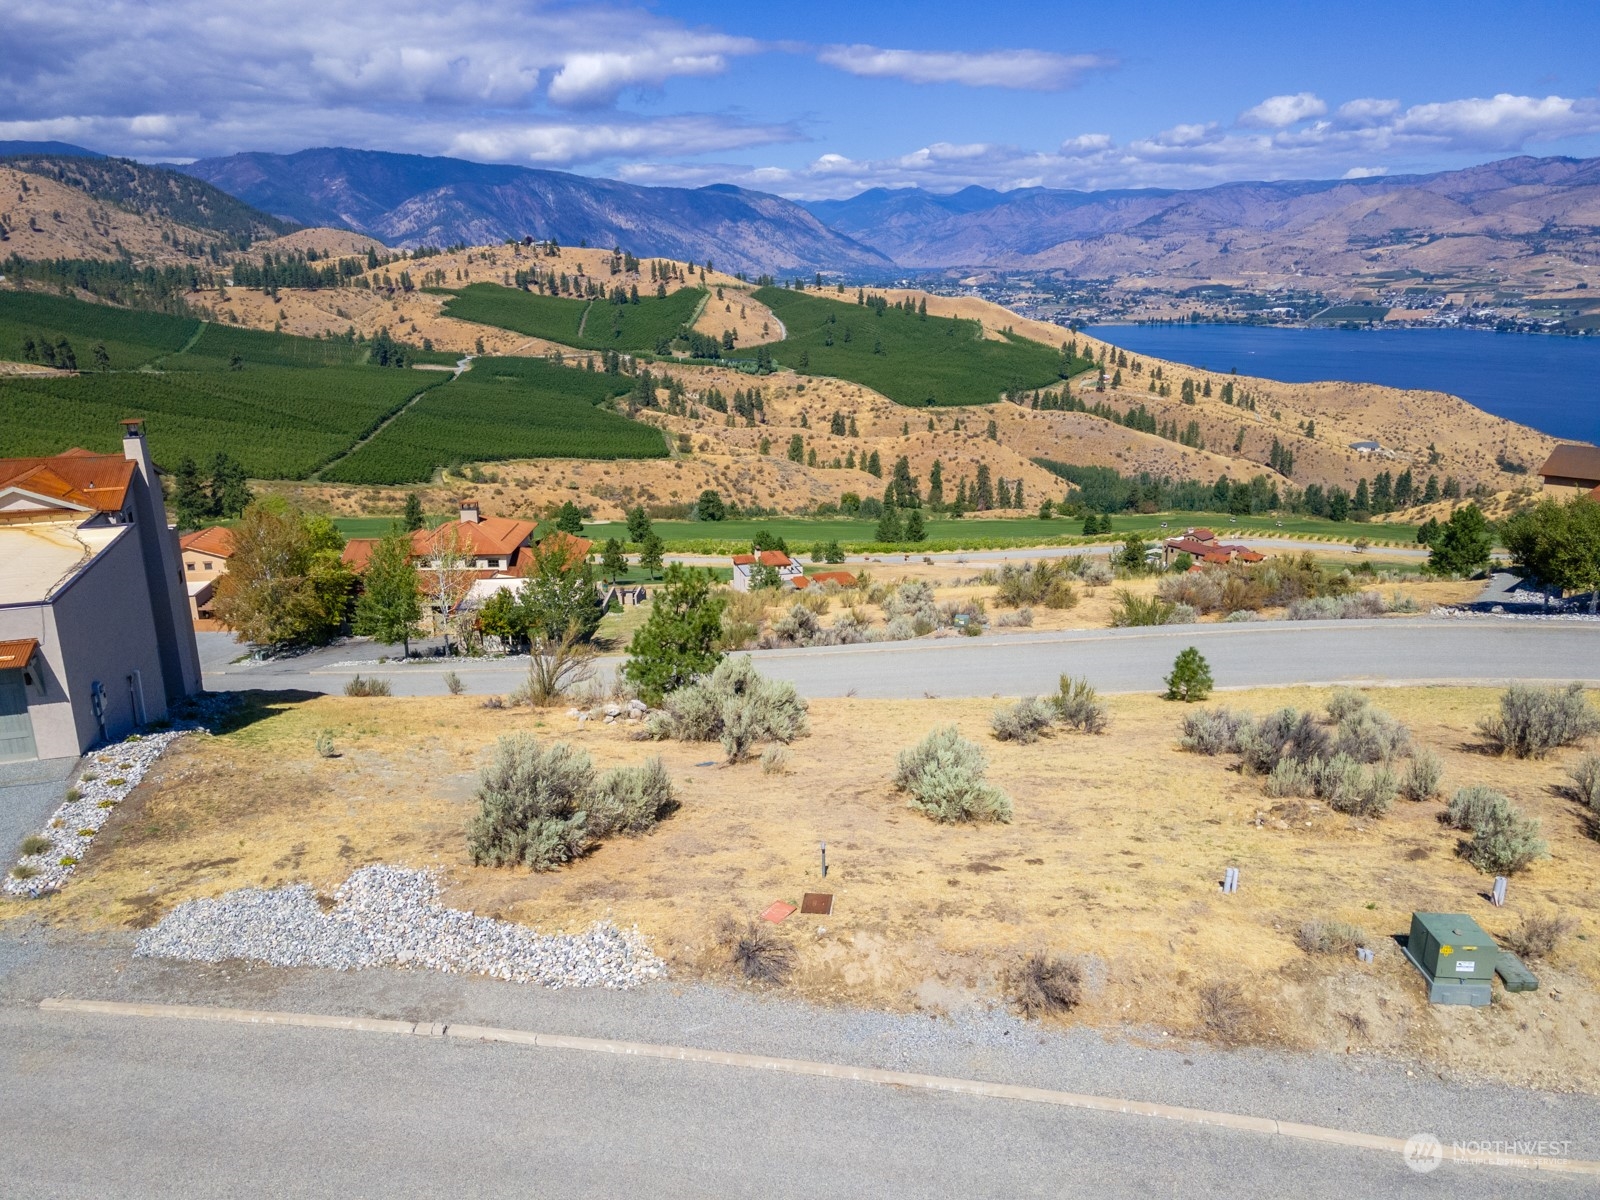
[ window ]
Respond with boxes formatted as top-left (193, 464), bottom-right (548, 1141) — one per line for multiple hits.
top-left (186, 561), bottom-right (196, 571)
top-left (203, 561), bottom-right (213, 570)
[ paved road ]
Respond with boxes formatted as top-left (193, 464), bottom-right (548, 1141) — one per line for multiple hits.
top-left (1, 931), bottom-right (1593, 1198)
top-left (203, 619), bottom-right (1600, 700)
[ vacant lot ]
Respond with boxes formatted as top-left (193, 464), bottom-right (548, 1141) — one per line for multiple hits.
top-left (21, 684), bottom-right (1599, 1090)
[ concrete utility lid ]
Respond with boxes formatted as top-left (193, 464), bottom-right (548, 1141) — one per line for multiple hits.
top-left (0, 520), bottom-right (125, 604)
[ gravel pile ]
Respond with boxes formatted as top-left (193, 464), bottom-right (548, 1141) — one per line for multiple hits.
top-left (135, 865), bottom-right (667, 989)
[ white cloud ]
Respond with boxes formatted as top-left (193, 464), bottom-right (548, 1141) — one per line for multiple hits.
top-left (1238, 92), bottom-right (1328, 128)
top-left (817, 44), bottom-right (1113, 90)
top-left (685, 90), bottom-right (1600, 200)
top-left (0, 0), bottom-right (774, 162)
top-left (1394, 93), bottom-right (1600, 150)
top-left (547, 34), bottom-right (758, 108)
top-left (448, 116), bottom-right (798, 165)
top-left (1337, 98), bottom-right (1401, 124)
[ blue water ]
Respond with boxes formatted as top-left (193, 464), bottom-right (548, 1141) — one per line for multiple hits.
top-left (1084, 325), bottom-right (1600, 443)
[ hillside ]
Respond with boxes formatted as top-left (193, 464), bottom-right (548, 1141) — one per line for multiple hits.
top-left (804, 156), bottom-right (1600, 288)
top-left (2, 154), bottom-right (296, 245)
top-left (177, 148), bottom-right (893, 274)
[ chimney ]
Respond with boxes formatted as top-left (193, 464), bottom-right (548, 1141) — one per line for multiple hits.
top-left (459, 501), bottom-right (480, 523)
top-left (120, 418), bottom-right (152, 487)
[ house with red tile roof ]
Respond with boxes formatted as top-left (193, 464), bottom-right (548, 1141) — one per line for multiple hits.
top-left (0, 420), bottom-right (201, 760)
top-left (1163, 536), bottom-right (1267, 567)
top-left (730, 549), bottom-right (804, 592)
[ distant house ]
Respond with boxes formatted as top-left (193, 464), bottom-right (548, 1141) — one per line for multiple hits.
top-left (1349, 441), bottom-right (1383, 454)
top-left (1163, 536), bottom-right (1265, 567)
top-left (179, 525), bottom-right (234, 624)
top-left (0, 420), bottom-right (201, 761)
top-left (730, 550), bottom-right (804, 592)
top-left (794, 570), bottom-right (858, 590)
top-left (343, 503), bottom-right (553, 577)
top-left (1538, 445), bottom-right (1600, 496)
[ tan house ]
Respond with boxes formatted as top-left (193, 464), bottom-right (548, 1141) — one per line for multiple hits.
top-left (179, 525), bottom-right (235, 624)
top-left (0, 420), bottom-right (201, 761)
top-left (1538, 445), bottom-right (1600, 497)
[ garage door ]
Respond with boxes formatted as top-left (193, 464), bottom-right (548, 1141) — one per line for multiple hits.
top-left (0, 669), bottom-right (37, 762)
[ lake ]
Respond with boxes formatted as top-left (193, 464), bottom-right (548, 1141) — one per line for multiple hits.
top-left (1084, 325), bottom-right (1600, 443)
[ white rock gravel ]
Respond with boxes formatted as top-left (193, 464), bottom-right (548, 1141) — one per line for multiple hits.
top-left (4, 730), bottom-right (188, 898)
top-left (135, 865), bottom-right (667, 989)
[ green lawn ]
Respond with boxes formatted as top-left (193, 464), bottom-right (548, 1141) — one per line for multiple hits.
top-left (754, 287), bottom-right (1091, 407)
top-left (440, 284), bottom-right (706, 355)
top-left (596, 510), bottom-right (1422, 554)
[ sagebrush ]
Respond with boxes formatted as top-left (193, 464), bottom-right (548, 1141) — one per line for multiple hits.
top-left (647, 657), bottom-right (809, 762)
top-left (1478, 683), bottom-right (1600, 759)
top-left (895, 726), bottom-right (1012, 823)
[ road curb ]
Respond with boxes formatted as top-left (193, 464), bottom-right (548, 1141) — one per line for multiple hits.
top-left (38, 997), bottom-right (1600, 1176)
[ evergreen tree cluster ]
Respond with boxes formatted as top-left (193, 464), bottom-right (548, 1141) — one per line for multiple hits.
top-left (170, 453), bottom-right (254, 530)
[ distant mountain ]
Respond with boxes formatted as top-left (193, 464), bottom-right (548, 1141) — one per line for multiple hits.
top-left (802, 156), bottom-right (1600, 277)
top-left (0, 140), bottom-right (104, 159)
top-left (178, 148), bottom-right (892, 275)
top-left (3, 154), bottom-right (295, 243)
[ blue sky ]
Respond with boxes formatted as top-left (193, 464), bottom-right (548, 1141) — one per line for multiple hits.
top-left (2, 0), bottom-right (1597, 198)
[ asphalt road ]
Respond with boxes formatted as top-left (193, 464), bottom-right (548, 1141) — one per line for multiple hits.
top-left (2, 931), bottom-right (1595, 1199)
top-left (203, 619), bottom-right (1600, 700)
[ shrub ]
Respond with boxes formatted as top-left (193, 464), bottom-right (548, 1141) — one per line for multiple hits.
top-left (994, 560), bottom-right (1079, 610)
top-left (1568, 752), bottom-right (1600, 809)
top-left (1296, 921), bottom-right (1365, 955)
top-left (760, 745), bottom-right (790, 775)
top-left (1503, 911), bottom-right (1575, 961)
top-left (1465, 803), bottom-right (1548, 875)
top-left (1110, 589), bottom-right (1175, 627)
top-left (1178, 707), bottom-right (1247, 755)
top-left (1325, 688), bottom-right (1370, 723)
top-left (443, 670), bottom-right (464, 695)
top-left (991, 697), bottom-right (1055, 743)
top-left (1196, 980), bottom-right (1252, 1045)
top-left (64, 787), bottom-right (81, 802)
top-left (1444, 784), bottom-right (1511, 831)
top-left (1400, 749), bottom-right (1443, 801)
top-left (1054, 676), bottom-right (1109, 734)
top-left (20, 834), bottom-right (50, 856)
top-left (1478, 683), bottom-right (1600, 759)
top-left (1334, 708), bottom-right (1412, 763)
top-left (994, 607), bottom-right (1034, 628)
top-left (467, 736), bottom-right (596, 871)
top-left (1167, 603), bottom-right (1198, 625)
top-left (344, 674), bottom-right (391, 697)
top-left (648, 657), bottom-right (809, 762)
top-left (1163, 647), bottom-right (1213, 702)
top-left (1237, 708), bottom-right (1329, 774)
top-left (772, 602), bottom-right (822, 645)
top-left (1264, 757), bottom-right (1312, 798)
top-left (518, 629), bottom-right (597, 706)
top-left (1081, 559), bottom-right (1114, 587)
top-left (1008, 952), bottom-right (1083, 1016)
top-left (731, 921), bottom-right (793, 983)
top-left (314, 730), bottom-right (337, 758)
top-left (10, 864), bottom-right (39, 880)
top-left (894, 726), bottom-right (1012, 823)
top-left (587, 758), bottom-right (677, 836)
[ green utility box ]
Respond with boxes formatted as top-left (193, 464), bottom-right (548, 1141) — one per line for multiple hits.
top-left (1404, 913), bottom-right (1496, 1006)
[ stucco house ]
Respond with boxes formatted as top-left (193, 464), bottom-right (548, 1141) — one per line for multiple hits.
top-left (0, 420), bottom-right (201, 762)
top-left (730, 550), bottom-right (804, 592)
top-left (179, 525), bottom-right (235, 623)
top-left (1538, 445), bottom-right (1600, 497)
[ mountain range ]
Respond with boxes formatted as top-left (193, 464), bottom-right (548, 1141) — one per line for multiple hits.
top-left (175, 148), bottom-right (890, 276)
top-left (800, 156), bottom-right (1600, 278)
top-left (4, 140), bottom-right (1599, 281)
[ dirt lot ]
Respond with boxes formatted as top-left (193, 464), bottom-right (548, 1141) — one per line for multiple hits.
top-left (16, 683), bottom-right (1600, 1091)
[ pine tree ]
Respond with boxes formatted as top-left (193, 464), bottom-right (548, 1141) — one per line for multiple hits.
top-left (904, 509), bottom-right (926, 542)
top-left (208, 453), bottom-right (253, 519)
top-left (600, 538), bottom-right (627, 581)
top-left (928, 459), bottom-right (944, 509)
top-left (555, 501), bottom-right (584, 534)
top-left (866, 450), bottom-right (882, 477)
top-left (875, 503), bottom-right (902, 543)
top-left (626, 505), bottom-right (653, 543)
top-left (171, 457), bottom-right (209, 530)
top-left (638, 532), bottom-right (665, 578)
top-left (623, 566), bottom-right (726, 704)
top-left (975, 464), bottom-right (994, 510)
top-left (403, 492), bottom-right (425, 532)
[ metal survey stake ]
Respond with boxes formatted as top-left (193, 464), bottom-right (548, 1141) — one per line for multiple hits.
top-left (820, 842), bottom-right (827, 878)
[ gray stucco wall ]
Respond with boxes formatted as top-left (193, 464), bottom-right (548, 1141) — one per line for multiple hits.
top-left (0, 526), bottom-right (168, 758)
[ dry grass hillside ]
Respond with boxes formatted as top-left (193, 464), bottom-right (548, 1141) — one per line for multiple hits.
top-left (0, 166), bottom-right (211, 264)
